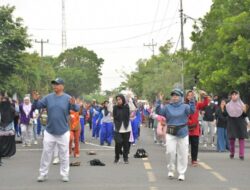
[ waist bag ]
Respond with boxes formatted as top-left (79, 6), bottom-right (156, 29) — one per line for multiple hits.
top-left (167, 125), bottom-right (186, 136)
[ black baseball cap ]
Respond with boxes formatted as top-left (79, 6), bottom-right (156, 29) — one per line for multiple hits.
top-left (51, 78), bottom-right (64, 85)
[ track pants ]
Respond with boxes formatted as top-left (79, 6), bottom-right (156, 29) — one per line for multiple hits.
top-left (166, 134), bottom-right (189, 175)
top-left (39, 131), bottom-right (70, 177)
top-left (100, 122), bottom-right (113, 145)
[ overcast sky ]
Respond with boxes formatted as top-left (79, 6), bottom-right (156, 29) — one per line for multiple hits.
top-left (1, 0), bottom-right (212, 91)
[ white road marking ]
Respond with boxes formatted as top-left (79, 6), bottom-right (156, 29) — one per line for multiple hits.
top-left (147, 171), bottom-right (156, 182)
top-left (144, 162), bottom-right (152, 170)
top-left (199, 162), bottom-right (213, 170)
top-left (150, 187), bottom-right (158, 190)
top-left (210, 171), bottom-right (227, 182)
top-left (84, 142), bottom-right (114, 149)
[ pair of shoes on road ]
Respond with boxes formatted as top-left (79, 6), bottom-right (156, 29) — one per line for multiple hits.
top-left (53, 157), bottom-right (60, 165)
top-left (168, 172), bottom-right (185, 181)
top-left (114, 158), bottom-right (129, 164)
top-left (37, 175), bottom-right (69, 182)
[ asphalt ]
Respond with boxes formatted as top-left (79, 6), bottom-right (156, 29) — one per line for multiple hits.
top-left (1, 126), bottom-right (250, 190)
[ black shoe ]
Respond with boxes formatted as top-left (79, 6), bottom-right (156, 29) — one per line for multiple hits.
top-left (230, 154), bottom-right (234, 159)
top-left (239, 156), bottom-right (244, 160)
top-left (114, 158), bottom-right (119, 164)
top-left (124, 159), bottom-right (129, 164)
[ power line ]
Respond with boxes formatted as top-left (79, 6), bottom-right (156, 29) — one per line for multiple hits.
top-left (150, 0), bottom-right (161, 35)
top-left (62, 0), bottom-right (67, 52)
top-left (27, 17), bottom-right (179, 32)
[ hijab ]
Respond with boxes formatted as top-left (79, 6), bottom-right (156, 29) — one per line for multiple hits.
top-left (23, 97), bottom-right (32, 116)
top-left (226, 93), bottom-right (245, 117)
top-left (0, 97), bottom-right (15, 128)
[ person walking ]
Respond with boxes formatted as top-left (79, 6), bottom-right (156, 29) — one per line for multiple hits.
top-left (32, 78), bottom-right (79, 182)
top-left (156, 89), bottom-right (195, 181)
top-left (215, 99), bottom-right (229, 152)
top-left (226, 90), bottom-right (248, 160)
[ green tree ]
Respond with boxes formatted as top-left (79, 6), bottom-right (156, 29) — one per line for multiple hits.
top-left (54, 46), bottom-right (104, 96)
top-left (186, 0), bottom-right (250, 101)
top-left (0, 5), bottom-right (30, 92)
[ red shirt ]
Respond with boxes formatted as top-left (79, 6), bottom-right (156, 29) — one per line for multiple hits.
top-left (188, 97), bottom-right (209, 136)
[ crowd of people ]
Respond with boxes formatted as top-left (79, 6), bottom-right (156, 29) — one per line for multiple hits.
top-left (0, 78), bottom-right (249, 183)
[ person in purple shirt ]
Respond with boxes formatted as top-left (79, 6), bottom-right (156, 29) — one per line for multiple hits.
top-left (32, 78), bottom-right (79, 182)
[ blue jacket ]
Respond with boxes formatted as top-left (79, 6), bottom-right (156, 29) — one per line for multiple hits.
top-left (156, 99), bottom-right (195, 137)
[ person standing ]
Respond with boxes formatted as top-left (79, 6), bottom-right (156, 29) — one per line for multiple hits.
top-left (113, 94), bottom-right (135, 164)
top-left (215, 99), bottom-right (229, 152)
top-left (99, 100), bottom-right (114, 146)
top-left (0, 96), bottom-right (16, 166)
top-left (19, 96), bottom-right (34, 147)
top-left (69, 110), bottom-right (81, 158)
top-left (202, 95), bottom-right (216, 147)
top-left (32, 78), bottom-right (79, 182)
top-left (226, 90), bottom-right (248, 160)
top-left (156, 89), bottom-right (195, 181)
top-left (185, 90), bottom-right (208, 166)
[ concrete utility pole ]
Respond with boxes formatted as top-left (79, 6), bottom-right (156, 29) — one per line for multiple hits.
top-left (144, 39), bottom-right (157, 56)
top-left (35, 39), bottom-right (49, 57)
top-left (180, 0), bottom-right (185, 90)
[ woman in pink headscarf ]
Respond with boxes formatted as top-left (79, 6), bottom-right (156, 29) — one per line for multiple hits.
top-left (226, 90), bottom-right (248, 160)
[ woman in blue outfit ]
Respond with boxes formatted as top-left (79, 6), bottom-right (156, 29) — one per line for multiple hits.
top-left (215, 99), bottom-right (229, 152)
top-left (98, 100), bottom-right (113, 146)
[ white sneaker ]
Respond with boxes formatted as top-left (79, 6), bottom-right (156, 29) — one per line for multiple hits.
top-left (203, 144), bottom-right (207, 148)
top-left (211, 144), bottom-right (215, 148)
top-left (168, 171), bottom-right (174, 179)
top-left (34, 141), bottom-right (38, 145)
top-left (52, 157), bottom-right (60, 165)
top-left (178, 174), bottom-right (185, 181)
top-left (37, 175), bottom-right (47, 182)
top-left (62, 175), bottom-right (69, 182)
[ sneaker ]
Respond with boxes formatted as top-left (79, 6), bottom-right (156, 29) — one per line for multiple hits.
top-left (203, 144), bottom-right (207, 148)
top-left (168, 171), bottom-right (174, 179)
top-left (34, 141), bottom-right (38, 145)
top-left (53, 157), bottom-right (60, 165)
top-left (230, 154), bottom-right (234, 159)
top-left (239, 156), bottom-right (244, 160)
top-left (61, 175), bottom-right (69, 182)
top-left (27, 143), bottom-right (31, 147)
top-left (178, 174), bottom-right (185, 181)
top-left (75, 154), bottom-right (80, 158)
top-left (37, 175), bottom-right (47, 182)
top-left (211, 144), bottom-right (215, 148)
top-left (124, 159), bottom-right (129, 164)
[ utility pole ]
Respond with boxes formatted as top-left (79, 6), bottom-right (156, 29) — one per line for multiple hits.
top-left (180, 0), bottom-right (185, 90)
top-left (35, 39), bottom-right (49, 57)
top-left (144, 39), bottom-right (157, 56)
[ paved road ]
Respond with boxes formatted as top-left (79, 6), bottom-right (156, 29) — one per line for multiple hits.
top-left (1, 127), bottom-right (250, 190)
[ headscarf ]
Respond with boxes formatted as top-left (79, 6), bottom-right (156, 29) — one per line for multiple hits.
top-left (113, 94), bottom-right (130, 129)
top-left (0, 97), bottom-right (15, 128)
top-left (226, 92), bottom-right (245, 117)
top-left (23, 96), bottom-right (32, 117)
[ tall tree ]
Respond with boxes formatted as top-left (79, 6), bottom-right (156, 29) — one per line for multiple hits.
top-left (0, 5), bottom-right (30, 92)
top-left (54, 46), bottom-right (104, 96)
top-left (186, 0), bottom-right (250, 101)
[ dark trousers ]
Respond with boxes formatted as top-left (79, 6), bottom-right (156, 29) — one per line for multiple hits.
top-left (189, 136), bottom-right (199, 161)
top-left (115, 132), bottom-right (130, 160)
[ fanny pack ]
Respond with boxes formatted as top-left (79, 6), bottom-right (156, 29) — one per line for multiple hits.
top-left (167, 125), bottom-right (186, 136)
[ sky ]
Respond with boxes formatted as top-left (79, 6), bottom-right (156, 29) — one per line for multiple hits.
top-left (1, 0), bottom-right (212, 91)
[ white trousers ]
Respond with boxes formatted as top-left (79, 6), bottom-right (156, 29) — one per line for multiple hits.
top-left (39, 131), bottom-right (70, 177)
top-left (203, 121), bottom-right (215, 144)
top-left (166, 134), bottom-right (189, 175)
top-left (20, 123), bottom-right (33, 145)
